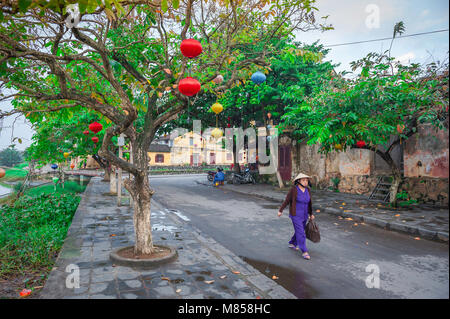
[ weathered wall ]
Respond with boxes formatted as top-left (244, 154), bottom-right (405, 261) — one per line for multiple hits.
top-left (403, 124), bottom-right (449, 178)
top-left (399, 177), bottom-right (449, 206)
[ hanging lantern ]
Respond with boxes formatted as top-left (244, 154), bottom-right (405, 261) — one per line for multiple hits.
top-left (251, 71), bottom-right (266, 85)
top-left (92, 136), bottom-right (99, 143)
top-left (89, 121), bottom-right (103, 134)
top-left (213, 74), bottom-right (224, 84)
top-left (335, 144), bottom-right (343, 150)
top-left (178, 77), bottom-right (201, 96)
top-left (51, 164), bottom-right (58, 170)
top-left (267, 124), bottom-right (272, 129)
top-left (180, 39), bottom-right (203, 58)
top-left (63, 152), bottom-right (70, 159)
top-left (397, 124), bottom-right (405, 134)
top-left (52, 177), bottom-right (59, 184)
top-left (211, 128), bottom-right (223, 139)
top-left (356, 140), bottom-right (366, 148)
top-left (227, 123), bottom-right (231, 128)
top-left (267, 112), bottom-right (272, 119)
top-left (211, 103), bottom-right (223, 114)
top-left (83, 130), bottom-right (90, 136)
top-left (70, 163), bottom-right (75, 170)
top-left (0, 168), bottom-right (5, 179)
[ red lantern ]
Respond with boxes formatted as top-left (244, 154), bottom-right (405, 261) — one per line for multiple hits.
top-left (89, 122), bottom-right (103, 134)
top-left (83, 130), bottom-right (90, 136)
top-left (178, 77), bottom-right (201, 96)
top-left (227, 123), bottom-right (231, 128)
top-left (180, 39), bottom-right (202, 58)
top-left (356, 140), bottom-right (366, 148)
top-left (92, 136), bottom-right (99, 143)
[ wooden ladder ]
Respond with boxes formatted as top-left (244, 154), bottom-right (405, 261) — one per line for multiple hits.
top-left (369, 176), bottom-right (391, 202)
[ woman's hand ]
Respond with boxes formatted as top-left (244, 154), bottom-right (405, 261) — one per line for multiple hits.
top-left (277, 211), bottom-right (282, 217)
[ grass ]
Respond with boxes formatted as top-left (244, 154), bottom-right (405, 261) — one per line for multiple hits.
top-left (0, 178), bottom-right (86, 297)
top-left (1, 167), bottom-right (28, 182)
top-left (24, 180), bottom-right (87, 197)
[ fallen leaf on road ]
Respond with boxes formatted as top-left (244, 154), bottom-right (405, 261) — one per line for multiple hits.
top-left (110, 234), bottom-right (116, 237)
top-left (316, 209), bottom-right (320, 213)
top-left (345, 217), bottom-right (353, 221)
top-left (353, 223), bottom-right (358, 226)
top-left (342, 203), bottom-right (346, 206)
top-left (232, 270), bottom-right (240, 274)
top-left (365, 242), bottom-right (369, 245)
top-left (334, 223), bottom-right (339, 226)
top-left (220, 275), bottom-right (227, 279)
top-left (339, 207), bottom-right (343, 209)
top-left (338, 216), bottom-right (343, 220)
top-left (19, 289), bottom-right (31, 297)
top-left (204, 280), bottom-right (215, 284)
top-left (33, 286), bottom-right (43, 289)
top-left (161, 277), bottom-right (170, 281)
top-left (176, 289), bottom-right (182, 293)
top-left (360, 222), bottom-right (366, 225)
top-left (414, 237), bottom-right (420, 240)
top-left (343, 210), bottom-right (351, 213)
top-left (272, 275), bottom-right (279, 280)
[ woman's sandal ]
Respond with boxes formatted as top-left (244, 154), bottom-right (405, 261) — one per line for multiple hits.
top-left (289, 244), bottom-right (299, 251)
top-left (302, 252), bottom-right (311, 260)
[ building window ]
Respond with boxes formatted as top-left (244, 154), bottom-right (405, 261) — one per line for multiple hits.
top-left (155, 154), bottom-right (164, 163)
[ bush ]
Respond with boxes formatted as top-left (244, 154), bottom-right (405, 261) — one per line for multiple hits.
top-left (0, 193), bottom-right (80, 277)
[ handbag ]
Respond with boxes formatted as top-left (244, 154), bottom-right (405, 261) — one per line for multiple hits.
top-left (305, 219), bottom-right (321, 243)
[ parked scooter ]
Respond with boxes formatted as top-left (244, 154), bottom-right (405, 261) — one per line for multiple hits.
top-left (232, 168), bottom-right (255, 184)
top-left (207, 170), bottom-right (216, 182)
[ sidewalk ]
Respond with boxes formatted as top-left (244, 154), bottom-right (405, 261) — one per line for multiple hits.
top-left (40, 177), bottom-right (295, 299)
top-left (215, 182), bottom-right (449, 243)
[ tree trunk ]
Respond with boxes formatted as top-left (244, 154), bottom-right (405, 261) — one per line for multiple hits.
top-left (378, 150), bottom-right (402, 205)
top-left (124, 174), bottom-right (155, 255)
top-left (109, 167), bottom-right (117, 194)
top-left (103, 164), bottom-right (111, 182)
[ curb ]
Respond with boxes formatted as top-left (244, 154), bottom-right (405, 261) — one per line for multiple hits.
top-left (216, 183), bottom-right (449, 244)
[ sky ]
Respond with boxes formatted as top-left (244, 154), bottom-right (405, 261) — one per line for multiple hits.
top-left (0, 0), bottom-right (448, 152)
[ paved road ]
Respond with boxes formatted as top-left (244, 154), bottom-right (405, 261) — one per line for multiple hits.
top-left (150, 174), bottom-right (449, 299)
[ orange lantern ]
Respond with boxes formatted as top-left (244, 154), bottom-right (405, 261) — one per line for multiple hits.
top-left (0, 168), bottom-right (5, 179)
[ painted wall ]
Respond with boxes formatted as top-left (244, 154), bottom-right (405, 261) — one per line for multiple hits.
top-left (403, 124), bottom-right (449, 178)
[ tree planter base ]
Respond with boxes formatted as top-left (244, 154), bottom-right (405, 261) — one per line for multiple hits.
top-left (110, 245), bottom-right (177, 268)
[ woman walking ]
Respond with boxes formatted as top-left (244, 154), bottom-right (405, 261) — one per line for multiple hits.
top-left (278, 173), bottom-right (315, 260)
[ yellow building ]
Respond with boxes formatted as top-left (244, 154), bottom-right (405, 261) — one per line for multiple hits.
top-left (147, 144), bottom-right (171, 166)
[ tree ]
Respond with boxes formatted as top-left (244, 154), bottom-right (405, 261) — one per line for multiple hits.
top-left (165, 39), bottom-right (334, 173)
top-left (281, 51), bottom-right (449, 204)
top-left (0, 145), bottom-right (23, 167)
top-left (1, 0), bottom-right (329, 255)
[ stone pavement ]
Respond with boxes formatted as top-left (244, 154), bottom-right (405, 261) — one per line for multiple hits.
top-left (40, 177), bottom-right (295, 299)
top-left (213, 181), bottom-right (449, 243)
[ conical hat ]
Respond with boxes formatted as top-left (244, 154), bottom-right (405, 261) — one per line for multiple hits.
top-left (293, 173), bottom-right (310, 181)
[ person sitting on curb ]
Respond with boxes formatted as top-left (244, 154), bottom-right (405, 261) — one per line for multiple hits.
top-left (213, 167), bottom-right (225, 186)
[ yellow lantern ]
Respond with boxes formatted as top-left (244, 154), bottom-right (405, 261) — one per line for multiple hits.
top-left (334, 144), bottom-right (342, 150)
top-left (211, 103), bottom-right (223, 114)
top-left (211, 128), bottom-right (223, 139)
top-left (63, 152), bottom-right (70, 158)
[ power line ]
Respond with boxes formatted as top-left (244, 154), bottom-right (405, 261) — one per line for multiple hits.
top-left (324, 29), bottom-right (449, 48)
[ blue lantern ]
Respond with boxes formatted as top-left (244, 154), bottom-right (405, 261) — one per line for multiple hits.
top-left (51, 164), bottom-right (58, 170)
top-left (251, 71), bottom-right (266, 85)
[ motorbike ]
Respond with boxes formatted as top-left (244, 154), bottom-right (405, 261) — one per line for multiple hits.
top-left (232, 168), bottom-right (255, 184)
top-left (207, 170), bottom-right (216, 182)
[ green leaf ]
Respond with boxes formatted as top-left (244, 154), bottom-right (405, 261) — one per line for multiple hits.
top-left (161, 0), bottom-right (168, 12)
top-left (18, 0), bottom-right (32, 13)
top-left (172, 0), bottom-right (180, 9)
